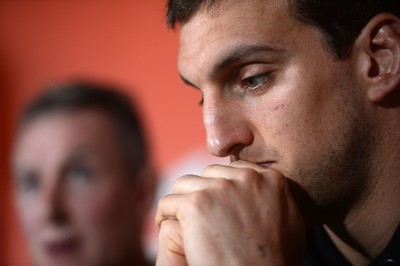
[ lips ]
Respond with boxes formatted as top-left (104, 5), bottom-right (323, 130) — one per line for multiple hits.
top-left (257, 161), bottom-right (275, 168)
top-left (229, 155), bottom-right (277, 169)
top-left (44, 236), bottom-right (81, 260)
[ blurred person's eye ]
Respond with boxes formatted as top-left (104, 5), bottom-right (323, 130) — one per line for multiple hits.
top-left (66, 164), bottom-right (92, 187)
top-left (17, 172), bottom-right (40, 194)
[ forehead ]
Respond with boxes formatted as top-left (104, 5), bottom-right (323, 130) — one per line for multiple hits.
top-left (14, 109), bottom-right (117, 164)
top-left (177, 0), bottom-right (301, 79)
top-left (21, 108), bottom-right (115, 138)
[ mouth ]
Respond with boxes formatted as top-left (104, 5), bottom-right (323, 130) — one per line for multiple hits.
top-left (230, 157), bottom-right (276, 168)
top-left (256, 161), bottom-right (276, 168)
top-left (44, 236), bottom-right (81, 260)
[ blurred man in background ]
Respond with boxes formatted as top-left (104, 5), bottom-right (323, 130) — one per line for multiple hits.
top-left (12, 82), bottom-right (156, 266)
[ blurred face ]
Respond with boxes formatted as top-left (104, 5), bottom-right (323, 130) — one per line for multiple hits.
top-left (178, 0), bottom-right (375, 221)
top-left (13, 109), bottom-right (146, 266)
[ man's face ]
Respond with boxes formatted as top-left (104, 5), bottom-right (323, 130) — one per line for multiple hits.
top-left (13, 109), bottom-right (145, 266)
top-left (178, 0), bottom-right (374, 222)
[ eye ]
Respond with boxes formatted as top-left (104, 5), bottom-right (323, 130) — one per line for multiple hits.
top-left (18, 172), bottom-right (40, 194)
top-left (240, 73), bottom-right (270, 90)
top-left (66, 164), bottom-right (92, 186)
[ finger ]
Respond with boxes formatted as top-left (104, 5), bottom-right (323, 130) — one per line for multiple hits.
top-left (229, 160), bottom-right (285, 178)
top-left (156, 219), bottom-right (187, 266)
top-left (201, 163), bottom-right (242, 179)
top-left (156, 193), bottom-right (185, 226)
top-left (172, 174), bottom-right (223, 194)
top-left (173, 163), bottom-right (279, 194)
top-left (202, 162), bottom-right (277, 180)
top-left (229, 160), bottom-right (270, 172)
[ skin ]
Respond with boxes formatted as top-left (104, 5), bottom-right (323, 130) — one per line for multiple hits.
top-left (177, 0), bottom-right (373, 221)
top-left (157, 0), bottom-right (400, 265)
top-left (13, 109), bottom-right (154, 266)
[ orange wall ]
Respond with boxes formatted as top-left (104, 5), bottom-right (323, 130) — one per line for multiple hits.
top-left (0, 1), bottom-right (206, 265)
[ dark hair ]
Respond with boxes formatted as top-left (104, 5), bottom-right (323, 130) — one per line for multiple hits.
top-left (166, 0), bottom-right (400, 59)
top-left (20, 81), bottom-right (149, 175)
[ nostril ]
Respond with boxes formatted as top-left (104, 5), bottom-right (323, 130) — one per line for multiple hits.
top-left (49, 208), bottom-right (69, 225)
top-left (45, 190), bottom-right (68, 225)
top-left (226, 143), bottom-right (248, 157)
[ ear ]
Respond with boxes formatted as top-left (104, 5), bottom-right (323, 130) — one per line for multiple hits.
top-left (353, 13), bottom-right (400, 103)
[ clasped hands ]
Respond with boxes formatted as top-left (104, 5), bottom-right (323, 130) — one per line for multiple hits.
top-left (156, 160), bottom-right (306, 266)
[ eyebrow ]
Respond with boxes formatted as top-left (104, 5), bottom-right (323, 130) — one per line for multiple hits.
top-left (212, 44), bottom-right (284, 77)
top-left (179, 44), bottom-right (285, 88)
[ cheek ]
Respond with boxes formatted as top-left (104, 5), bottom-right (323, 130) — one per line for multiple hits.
top-left (251, 86), bottom-right (326, 164)
top-left (16, 199), bottom-right (43, 236)
top-left (252, 95), bottom-right (305, 142)
top-left (69, 189), bottom-right (122, 230)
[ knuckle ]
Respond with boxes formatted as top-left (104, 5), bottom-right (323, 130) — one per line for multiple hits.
top-left (237, 167), bottom-right (259, 183)
top-left (187, 191), bottom-right (208, 206)
top-left (172, 175), bottom-right (187, 192)
top-left (213, 178), bottom-right (233, 191)
top-left (182, 191), bottom-right (210, 216)
top-left (157, 194), bottom-right (171, 208)
top-left (156, 194), bottom-right (171, 212)
top-left (202, 164), bottom-right (220, 176)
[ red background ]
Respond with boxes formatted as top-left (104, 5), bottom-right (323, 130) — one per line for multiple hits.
top-left (0, 1), bottom-right (207, 265)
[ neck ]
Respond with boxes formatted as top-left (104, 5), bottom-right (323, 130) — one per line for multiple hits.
top-left (325, 126), bottom-right (400, 265)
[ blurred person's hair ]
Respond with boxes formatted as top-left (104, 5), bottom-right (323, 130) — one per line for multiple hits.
top-left (19, 81), bottom-right (149, 176)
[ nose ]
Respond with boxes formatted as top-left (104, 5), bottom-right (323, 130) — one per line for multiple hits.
top-left (203, 95), bottom-right (253, 157)
top-left (42, 179), bottom-right (68, 224)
